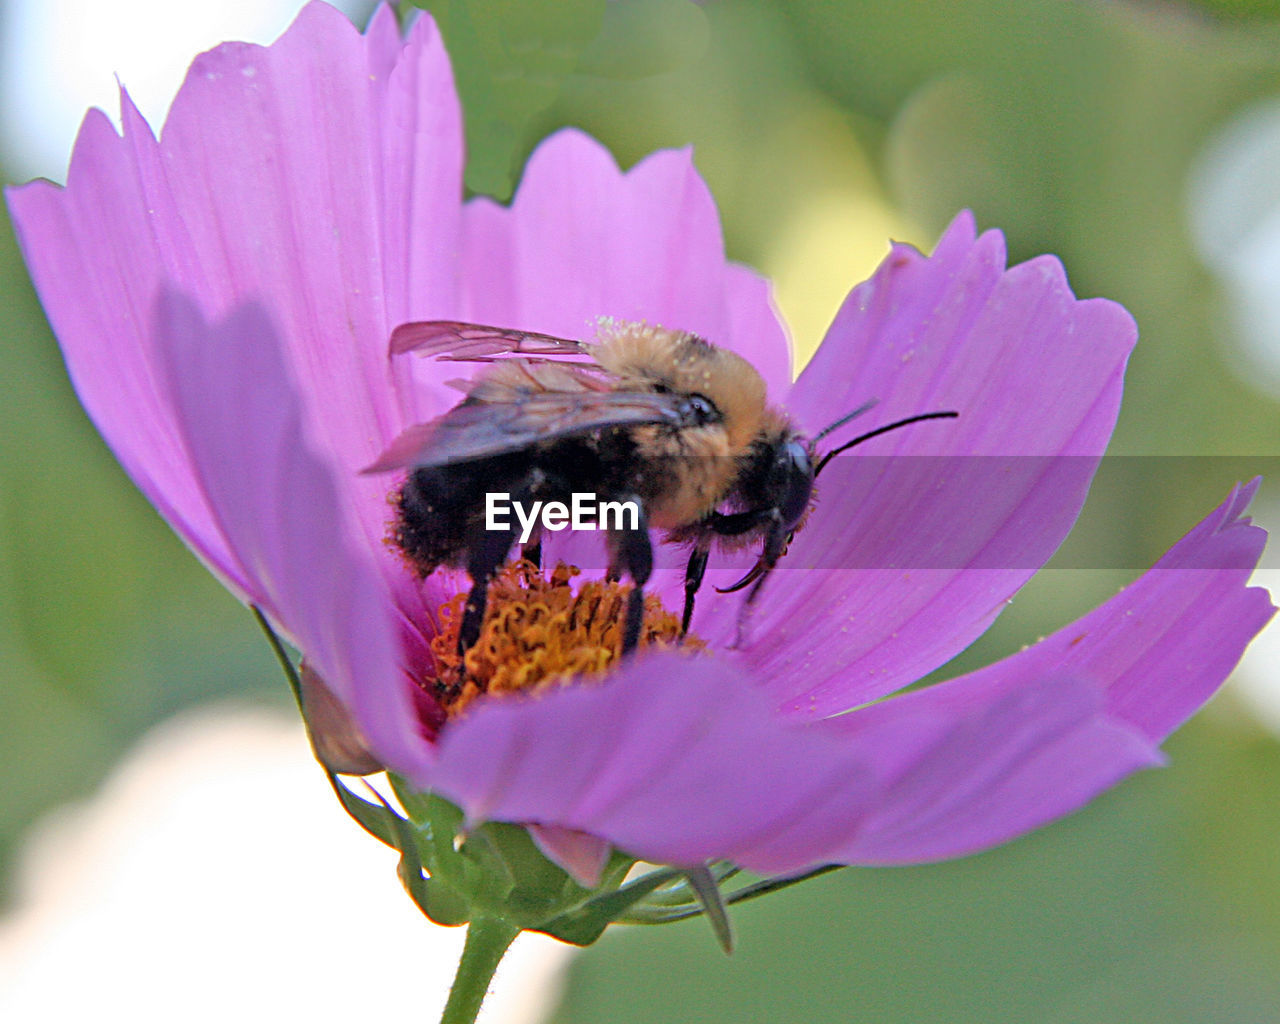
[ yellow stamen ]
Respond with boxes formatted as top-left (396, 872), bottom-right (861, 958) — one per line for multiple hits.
top-left (429, 561), bottom-right (702, 717)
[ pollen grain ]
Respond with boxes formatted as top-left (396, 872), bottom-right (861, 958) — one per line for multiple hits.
top-left (429, 561), bottom-right (700, 717)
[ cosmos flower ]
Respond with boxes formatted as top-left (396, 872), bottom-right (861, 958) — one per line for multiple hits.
top-left (7, 1), bottom-right (1273, 887)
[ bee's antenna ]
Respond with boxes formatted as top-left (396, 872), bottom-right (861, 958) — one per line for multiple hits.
top-left (815, 410), bottom-right (959, 477)
top-left (812, 399), bottom-right (879, 444)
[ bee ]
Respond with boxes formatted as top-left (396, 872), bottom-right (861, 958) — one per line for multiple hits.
top-left (367, 319), bottom-right (957, 657)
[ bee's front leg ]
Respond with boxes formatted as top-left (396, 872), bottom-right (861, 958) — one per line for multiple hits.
top-left (681, 542), bottom-right (710, 637)
top-left (696, 508), bottom-right (784, 648)
top-left (728, 519), bottom-right (791, 649)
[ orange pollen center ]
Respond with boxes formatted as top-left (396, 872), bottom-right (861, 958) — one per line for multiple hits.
top-left (429, 560), bottom-right (703, 718)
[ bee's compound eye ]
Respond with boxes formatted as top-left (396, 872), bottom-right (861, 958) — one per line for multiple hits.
top-left (778, 440), bottom-right (814, 528)
top-left (682, 393), bottom-right (720, 426)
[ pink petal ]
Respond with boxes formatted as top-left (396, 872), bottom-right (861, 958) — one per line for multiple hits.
top-left (419, 652), bottom-right (878, 871)
top-left (6, 113), bottom-right (248, 596)
top-left (371, 13), bottom-right (470, 427)
top-left (731, 212), bottom-right (1137, 715)
top-left (152, 4), bottom-right (458, 542)
top-left (526, 825), bottom-right (613, 888)
top-left (152, 291), bottom-right (431, 777)
top-left (992, 480), bottom-right (1273, 742)
top-left (458, 130), bottom-right (791, 398)
top-left (821, 674), bottom-right (1160, 865)
top-left (6, 3), bottom-right (464, 616)
top-left (823, 483), bottom-right (1272, 864)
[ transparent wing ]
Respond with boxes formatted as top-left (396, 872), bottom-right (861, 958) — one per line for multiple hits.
top-left (389, 320), bottom-right (593, 360)
top-left (365, 361), bottom-right (684, 472)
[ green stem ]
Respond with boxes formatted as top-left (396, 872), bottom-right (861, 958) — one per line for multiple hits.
top-left (440, 917), bottom-right (521, 1024)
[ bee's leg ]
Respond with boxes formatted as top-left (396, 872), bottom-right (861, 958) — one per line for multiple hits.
top-left (459, 516), bottom-right (519, 656)
top-left (732, 573), bottom-right (771, 649)
top-left (681, 542), bottom-right (711, 637)
top-left (729, 521), bottom-right (789, 649)
top-left (608, 496), bottom-right (652, 656)
top-left (519, 467), bottom-right (565, 573)
top-left (674, 510), bottom-right (771, 639)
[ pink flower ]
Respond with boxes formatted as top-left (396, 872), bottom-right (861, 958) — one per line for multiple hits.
top-left (7, 2), bottom-right (1273, 880)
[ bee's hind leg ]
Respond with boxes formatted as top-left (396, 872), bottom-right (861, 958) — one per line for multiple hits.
top-left (458, 516), bottom-right (519, 657)
top-left (459, 471), bottom-right (557, 655)
top-left (608, 495), bottom-right (652, 656)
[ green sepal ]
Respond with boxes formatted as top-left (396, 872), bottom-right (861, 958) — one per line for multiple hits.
top-left (387, 781), bottom-right (641, 932)
top-left (627, 863), bottom-right (845, 924)
top-left (682, 863), bottom-right (734, 954)
top-left (537, 863), bottom-right (681, 946)
top-left (324, 771), bottom-right (401, 849)
top-left (388, 775), bottom-right (470, 886)
top-left (409, 0), bottom-right (606, 199)
top-left (365, 781), bottom-right (472, 926)
top-left (459, 821), bottom-right (596, 928)
top-left (638, 861), bottom-right (739, 907)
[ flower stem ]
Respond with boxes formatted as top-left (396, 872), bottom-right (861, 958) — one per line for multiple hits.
top-left (439, 917), bottom-right (521, 1024)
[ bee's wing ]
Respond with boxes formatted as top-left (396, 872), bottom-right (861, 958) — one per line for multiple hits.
top-left (365, 362), bottom-right (684, 472)
top-left (389, 320), bottom-right (593, 360)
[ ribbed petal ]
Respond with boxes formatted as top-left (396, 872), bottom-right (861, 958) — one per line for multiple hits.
top-left (728, 212), bottom-right (1137, 716)
top-left (371, 11), bottom-right (468, 428)
top-left (6, 110), bottom-right (248, 596)
top-left (821, 483), bottom-right (1273, 864)
top-left (962, 480), bottom-right (1274, 743)
top-left (145, 4), bottom-right (459, 551)
top-left (152, 292), bottom-right (430, 776)
top-left (457, 130), bottom-right (791, 398)
top-left (6, 3), bottom-right (464, 612)
top-left (419, 652), bottom-right (877, 871)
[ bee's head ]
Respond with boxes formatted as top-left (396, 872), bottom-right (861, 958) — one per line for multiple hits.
top-left (719, 405), bottom-right (960, 599)
top-left (715, 423), bottom-right (814, 598)
top-left (772, 433), bottom-right (816, 535)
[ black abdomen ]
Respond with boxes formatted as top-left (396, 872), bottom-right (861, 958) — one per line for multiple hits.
top-left (392, 433), bottom-right (637, 576)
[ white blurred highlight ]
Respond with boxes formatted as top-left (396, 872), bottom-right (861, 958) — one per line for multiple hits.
top-left (1187, 105), bottom-right (1280, 736)
top-left (0, 707), bottom-right (573, 1023)
top-left (1188, 97), bottom-right (1280, 398)
top-left (1, 0), bottom-right (366, 180)
top-left (1235, 569), bottom-right (1280, 737)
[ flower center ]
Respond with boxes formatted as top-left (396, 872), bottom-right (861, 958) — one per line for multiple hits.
top-left (428, 561), bottom-right (701, 718)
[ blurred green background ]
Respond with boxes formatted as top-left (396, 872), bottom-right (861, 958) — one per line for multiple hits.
top-left (3, 0), bottom-right (1280, 1020)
